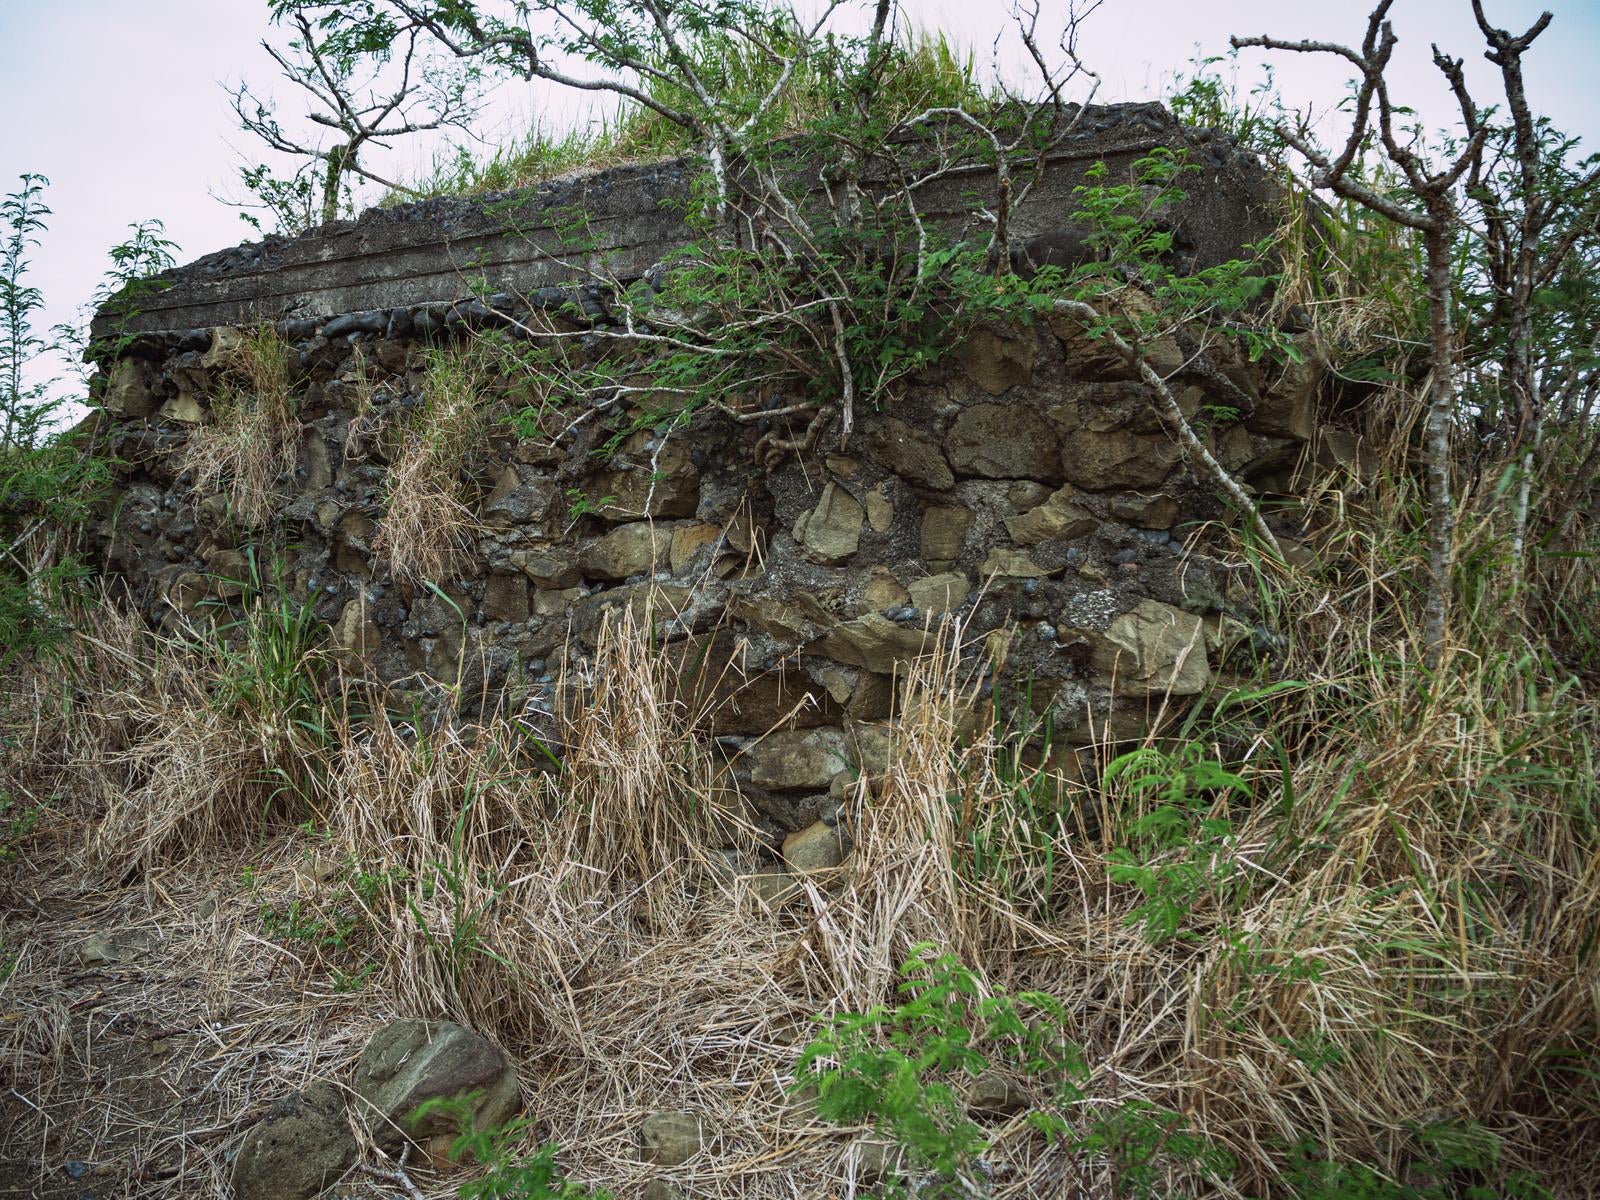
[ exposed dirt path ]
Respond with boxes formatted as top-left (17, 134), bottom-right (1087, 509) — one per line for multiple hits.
top-left (0, 850), bottom-right (402, 1200)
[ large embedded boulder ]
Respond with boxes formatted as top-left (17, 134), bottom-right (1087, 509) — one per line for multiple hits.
top-left (1069, 598), bottom-right (1211, 696)
top-left (792, 483), bottom-right (865, 565)
top-left (745, 727), bottom-right (852, 792)
top-left (944, 404), bottom-right (1061, 481)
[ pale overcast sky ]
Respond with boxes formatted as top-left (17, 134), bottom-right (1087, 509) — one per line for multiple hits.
top-left (1, 0), bottom-right (1595, 389)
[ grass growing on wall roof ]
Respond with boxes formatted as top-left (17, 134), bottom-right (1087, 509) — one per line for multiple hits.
top-left (398, 26), bottom-right (987, 199)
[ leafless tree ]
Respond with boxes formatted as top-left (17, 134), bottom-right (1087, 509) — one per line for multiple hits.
top-left (1233, 2), bottom-right (1491, 668)
top-left (1451, 4), bottom-right (1600, 594)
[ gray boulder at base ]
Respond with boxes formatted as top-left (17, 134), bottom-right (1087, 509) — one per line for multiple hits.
top-left (351, 1018), bottom-right (520, 1150)
top-left (231, 1082), bottom-right (356, 1200)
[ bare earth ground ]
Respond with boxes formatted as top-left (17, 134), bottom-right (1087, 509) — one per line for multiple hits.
top-left (1, 846), bottom-right (406, 1200)
top-left (0, 809), bottom-right (856, 1200)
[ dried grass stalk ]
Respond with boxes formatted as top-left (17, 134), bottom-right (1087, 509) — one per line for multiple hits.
top-left (373, 349), bottom-right (489, 585)
top-left (181, 326), bottom-right (300, 528)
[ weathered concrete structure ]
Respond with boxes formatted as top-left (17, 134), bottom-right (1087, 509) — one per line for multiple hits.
top-left (91, 104), bottom-right (1273, 341)
top-left (85, 103), bottom-right (1318, 842)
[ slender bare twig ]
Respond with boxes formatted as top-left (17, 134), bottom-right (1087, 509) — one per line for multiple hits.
top-left (1048, 295), bottom-right (1284, 561)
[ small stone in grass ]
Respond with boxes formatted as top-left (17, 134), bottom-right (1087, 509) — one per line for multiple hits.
top-left (639, 1111), bottom-right (703, 1166)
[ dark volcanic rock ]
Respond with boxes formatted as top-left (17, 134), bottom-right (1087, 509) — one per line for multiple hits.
top-left (231, 1082), bottom-right (355, 1200)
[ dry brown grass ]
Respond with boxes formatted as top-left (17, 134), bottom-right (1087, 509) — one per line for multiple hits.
top-left (181, 326), bottom-right (301, 529)
top-left (372, 349), bottom-right (490, 586)
top-left (4, 506), bottom-right (1598, 1198)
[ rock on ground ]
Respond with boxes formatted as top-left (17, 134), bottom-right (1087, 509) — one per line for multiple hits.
top-left (639, 1111), bottom-right (704, 1166)
top-left (231, 1082), bottom-right (356, 1200)
top-left (350, 1018), bottom-right (520, 1151)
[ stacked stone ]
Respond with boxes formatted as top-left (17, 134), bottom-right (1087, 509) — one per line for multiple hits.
top-left (87, 294), bottom-right (1322, 852)
top-left (81, 103), bottom-right (1331, 860)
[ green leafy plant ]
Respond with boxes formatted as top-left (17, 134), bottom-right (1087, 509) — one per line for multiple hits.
top-left (1060, 145), bottom-right (1299, 371)
top-left (1, 175), bottom-right (53, 453)
top-left (1282, 1122), bottom-right (1553, 1200)
top-left (1, 174), bottom-right (115, 660)
top-left (409, 1099), bottom-right (612, 1199)
top-left (564, 487), bottom-right (616, 522)
top-left (91, 218), bottom-right (178, 358)
top-left (1077, 1100), bottom-right (1235, 1200)
top-left (198, 550), bottom-right (330, 755)
top-left (258, 896), bottom-right (358, 951)
top-left (256, 851), bottom-right (406, 989)
top-left (234, 161), bottom-right (322, 235)
top-left (1103, 743), bottom-right (1250, 944)
top-left (0, 790), bottom-right (50, 864)
top-left (330, 962), bottom-right (378, 993)
top-left (797, 946), bottom-right (1231, 1198)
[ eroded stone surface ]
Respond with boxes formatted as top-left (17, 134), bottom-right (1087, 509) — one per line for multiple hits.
top-left (580, 522), bottom-right (672, 580)
top-left (863, 416), bottom-right (954, 490)
top-left (1066, 598), bottom-right (1211, 696)
top-left (77, 930), bottom-right (154, 966)
top-left (746, 728), bottom-right (851, 792)
top-left (1005, 486), bottom-right (1097, 545)
top-left (944, 404), bottom-right (1061, 481)
top-left (231, 1082), bottom-right (355, 1200)
top-left (957, 327), bottom-right (1036, 395)
top-left (782, 821), bottom-right (849, 875)
top-left (792, 484), bottom-right (864, 565)
top-left (351, 1019), bottom-right (519, 1151)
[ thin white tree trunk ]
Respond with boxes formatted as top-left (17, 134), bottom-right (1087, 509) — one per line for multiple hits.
top-left (1422, 226), bottom-right (1457, 669)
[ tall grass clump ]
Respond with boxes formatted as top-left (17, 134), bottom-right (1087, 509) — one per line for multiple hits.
top-left (4, 579), bottom-right (329, 874)
top-left (4, 533), bottom-right (1595, 1196)
top-left (181, 325), bottom-right (301, 528)
top-left (373, 347), bottom-right (491, 585)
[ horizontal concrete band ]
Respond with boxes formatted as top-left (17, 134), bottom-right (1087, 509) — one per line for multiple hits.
top-left (92, 104), bottom-right (1275, 341)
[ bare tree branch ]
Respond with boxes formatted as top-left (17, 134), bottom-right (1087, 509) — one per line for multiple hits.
top-left (1233, 5), bottom-right (1488, 667)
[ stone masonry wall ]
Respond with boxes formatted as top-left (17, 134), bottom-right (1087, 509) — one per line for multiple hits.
top-left (82, 104), bottom-right (1320, 847)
